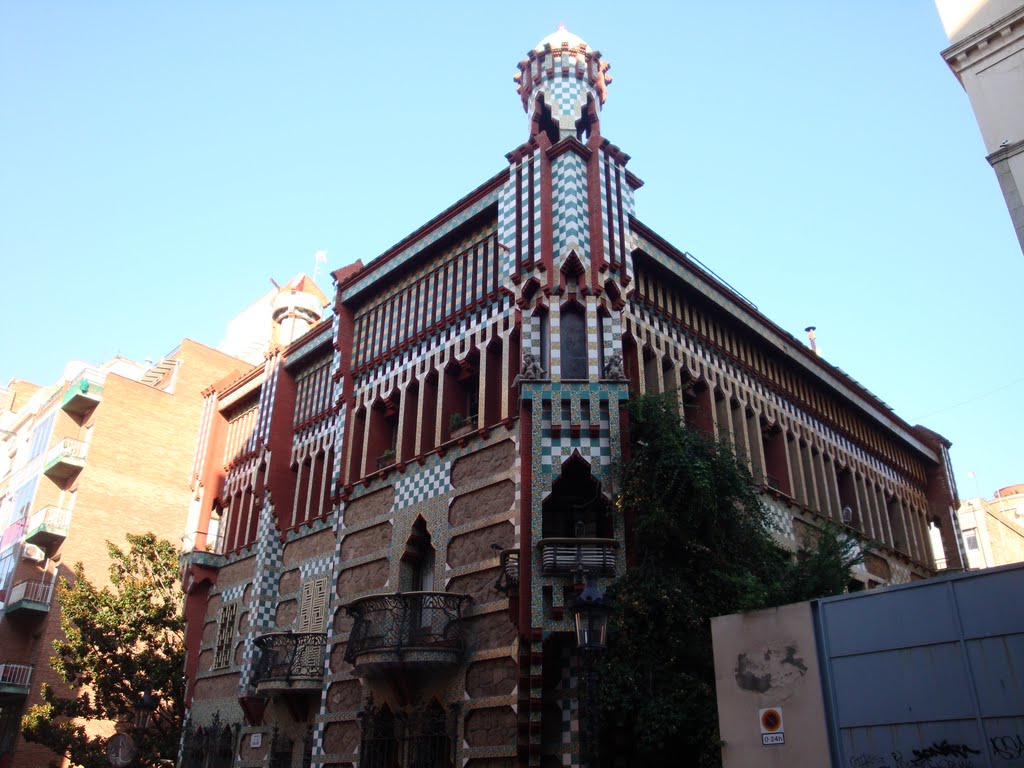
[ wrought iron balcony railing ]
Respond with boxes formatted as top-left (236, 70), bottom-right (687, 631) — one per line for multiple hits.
top-left (251, 632), bottom-right (327, 689)
top-left (0, 663), bottom-right (32, 694)
top-left (24, 505), bottom-right (72, 546)
top-left (345, 592), bottom-right (470, 669)
top-left (537, 537), bottom-right (618, 575)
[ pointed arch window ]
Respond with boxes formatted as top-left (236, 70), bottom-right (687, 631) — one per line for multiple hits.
top-left (560, 303), bottom-right (588, 380)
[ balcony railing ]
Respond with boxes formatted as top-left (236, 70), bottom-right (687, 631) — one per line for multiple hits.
top-left (345, 592), bottom-right (470, 672)
top-left (61, 368), bottom-right (105, 416)
top-left (495, 549), bottom-right (519, 593)
top-left (537, 537), bottom-right (618, 575)
top-left (252, 632), bottom-right (327, 690)
top-left (0, 663), bottom-right (32, 695)
top-left (24, 506), bottom-right (72, 546)
top-left (43, 438), bottom-right (88, 482)
top-left (4, 580), bottom-right (55, 614)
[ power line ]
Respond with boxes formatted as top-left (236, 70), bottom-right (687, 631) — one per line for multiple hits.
top-left (912, 375), bottom-right (1024, 421)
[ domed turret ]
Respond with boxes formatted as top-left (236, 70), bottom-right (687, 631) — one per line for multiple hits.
top-left (514, 24), bottom-right (612, 143)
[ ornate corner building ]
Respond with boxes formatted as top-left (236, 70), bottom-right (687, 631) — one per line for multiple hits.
top-left (179, 28), bottom-right (966, 768)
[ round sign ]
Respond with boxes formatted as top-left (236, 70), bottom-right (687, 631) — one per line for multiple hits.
top-left (107, 733), bottom-right (137, 767)
top-left (760, 709), bottom-right (782, 733)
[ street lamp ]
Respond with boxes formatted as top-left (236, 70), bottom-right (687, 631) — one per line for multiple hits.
top-left (571, 577), bottom-right (610, 653)
top-left (107, 688), bottom-right (159, 767)
top-left (133, 689), bottom-right (158, 733)
top-left (570, 576), bottom-right (610, 768)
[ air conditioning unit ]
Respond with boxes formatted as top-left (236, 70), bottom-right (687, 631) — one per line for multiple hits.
top-left (22, 544), bottom-right (46, 563)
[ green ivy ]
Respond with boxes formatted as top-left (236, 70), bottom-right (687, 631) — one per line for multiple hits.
top-left (598, 393), bottom-right (862, 767)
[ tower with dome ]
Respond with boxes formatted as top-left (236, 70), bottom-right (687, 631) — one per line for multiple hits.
top-left (176, 28), bottom-right (964, 768)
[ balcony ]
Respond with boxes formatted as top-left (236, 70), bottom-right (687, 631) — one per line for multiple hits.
top-left (61, 369), bottom-right (105, 417)
top-left (0, 663), bottom-right (32, 696)
top-left (4, 580), bottom-right (54, 615)
top-left (345, 592), bottom-right (470, 676)
top-left (251, 632), bottom-right (327, 692)
top-left (43, 438), bottom-right (88, 482)
top-left (537, 538), bottom-right (618, 575)
top-left (494, 548), bottom-right (519, 593)
top-left (24, 506), bottom-right (71, 547)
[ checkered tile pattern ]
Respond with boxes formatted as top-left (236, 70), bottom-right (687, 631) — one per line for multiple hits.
top-left (499, 171), bottom-right (519, 276)
top-left (601, 314), bottom-right (618, 376)
top-left (238, 499), bottom-right (285, 693)
top-left (762, 494), bottom-right (797, 545)
top-left (394, 459), bottom-right (453, 509)
top-left (219, 583), bottom-right (247, 603)
top-left (500, 149), bottom-right (543, 281)
top-left (551, 153), bottom-right (589, 264)
top-left (549, 306), bottom-right (562, 379)
top-left (586, 300), bottom-right (601, 381)
top-left (299, 554), bottom-right (335, 581)
top-left (889, 560), bottom-right (911, 584)
top-left (527, 73), bottom-right (595, 137)
top-left (524, 311), bottom-right (542, 359)
top-left (540, 433), bottom-right (611, 468)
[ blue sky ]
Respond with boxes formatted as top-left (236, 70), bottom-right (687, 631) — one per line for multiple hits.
top-left (2, 2), bottom-right (1021, 498)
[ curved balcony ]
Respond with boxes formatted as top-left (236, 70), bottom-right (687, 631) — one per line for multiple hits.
top-left (345, 591), bottom-right (470, 676)
top-left (537, 537), bottom-right (618, 575)
top-left (251, 632), bottom-right (326, 692)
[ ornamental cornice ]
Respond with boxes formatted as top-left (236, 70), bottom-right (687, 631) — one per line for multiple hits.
top-left (987, 137), bottom-right (1024, 165)
top-left (941, 5), bottom-right (1024, 75)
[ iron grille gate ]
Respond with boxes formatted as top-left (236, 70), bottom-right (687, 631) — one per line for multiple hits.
top-left (180, 714), bottom-right (238, 768)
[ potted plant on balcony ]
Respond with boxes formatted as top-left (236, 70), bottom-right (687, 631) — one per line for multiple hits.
top-left (377, 448), bottom-right (396, 470)
top-left (448, 412), bottom-right (474, 440)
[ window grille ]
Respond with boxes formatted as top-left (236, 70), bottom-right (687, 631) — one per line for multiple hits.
top-left (213, 603), bottom-right (237, 669)
top-left (359, 701), bottom-right (452, 768)
top-left (299, 577), bottom-right (328, 632)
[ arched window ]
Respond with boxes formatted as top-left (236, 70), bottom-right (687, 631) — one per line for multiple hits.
top-left (560, 303), bottom-right (588, 380)
top-left (542, 454), bottom-right (611, 538)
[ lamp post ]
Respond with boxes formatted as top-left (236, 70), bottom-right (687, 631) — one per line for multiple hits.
top-left (133, 689), bottom-right (158, 735)
top-left (570, 576), bottom-right (610, 768)
top-left (106, 688), bottom-right (158, 767)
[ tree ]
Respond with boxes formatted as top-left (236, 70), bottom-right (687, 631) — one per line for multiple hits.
top-left (598, 393), bottom-right (862, 768)
top-left (22, 533), bottom-right (185, 768)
